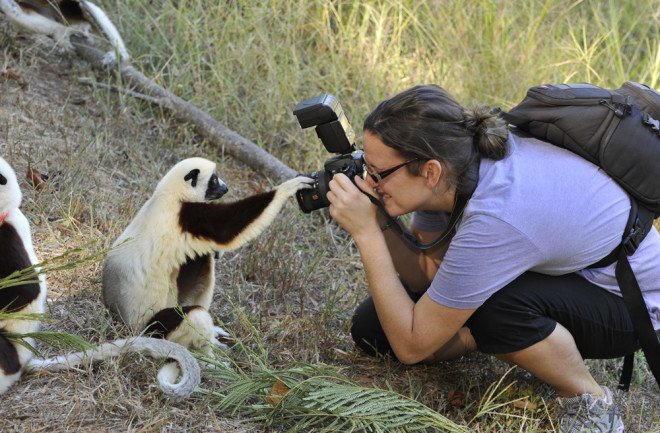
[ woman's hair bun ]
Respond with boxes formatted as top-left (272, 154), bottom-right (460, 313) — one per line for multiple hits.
top-left (463, 105), bottom-right (509, 160)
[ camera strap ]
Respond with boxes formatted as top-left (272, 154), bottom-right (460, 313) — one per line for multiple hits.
top-left (368, 157), bottom-right (480, 251)
top-left (368, 191), bottom-right (470, 250)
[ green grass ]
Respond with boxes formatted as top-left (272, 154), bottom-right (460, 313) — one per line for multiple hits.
top-left (103, 0), bottom-right (660, 170)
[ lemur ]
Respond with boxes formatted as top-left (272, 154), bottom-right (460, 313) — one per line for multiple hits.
top-left (0, 156), bottom-right (47, 395)
top-left (0, 157), bottom-right (200, 400)
top-left (102, 157), bottom-right (312, 355)
top-left (0, 0), bottom-right (130, 63)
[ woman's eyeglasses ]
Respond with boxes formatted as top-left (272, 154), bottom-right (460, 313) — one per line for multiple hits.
top-left (363, 157), bottom-right (422, 183)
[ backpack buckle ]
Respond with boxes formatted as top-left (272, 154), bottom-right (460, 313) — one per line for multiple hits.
top-left (622, 215), bottom-right (645, 256)
top-left (642, 112), bottom-right (660, 135)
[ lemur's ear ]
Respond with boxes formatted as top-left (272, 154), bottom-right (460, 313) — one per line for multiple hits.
top-left (0, 174), bottom-right (6, 185)
top-left (184, 169), bottom-right (200, 187)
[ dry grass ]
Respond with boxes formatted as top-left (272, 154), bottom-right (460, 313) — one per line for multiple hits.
top-left (1, 12), bottom-right (659, 433)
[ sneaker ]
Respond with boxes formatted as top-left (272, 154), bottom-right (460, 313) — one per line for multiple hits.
top-left (557, 386), bottom-right (625, 433)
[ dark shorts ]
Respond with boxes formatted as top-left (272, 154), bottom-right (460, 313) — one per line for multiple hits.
top-left (351, 271), bottom-right (640, 359)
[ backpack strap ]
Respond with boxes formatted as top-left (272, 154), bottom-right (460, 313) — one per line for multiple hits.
top-left (616, 246), bottom-right (660, 391)
top-left (589, 200), bottom-right (654, 269)
top-left (592, 199), bottom-right (660, 390)
top-left (614, 203), bottom-right (660, 390)
top-left (495, 107), bottom-right (521, 126)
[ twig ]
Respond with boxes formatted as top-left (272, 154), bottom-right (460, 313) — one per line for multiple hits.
top-left (76, 77), bottom-right (160, 104)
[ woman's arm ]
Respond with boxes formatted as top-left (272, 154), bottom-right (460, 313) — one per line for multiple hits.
top-left (327, 174), bottom-right (474, 363)
top-left (354, 220), bottom-right (475, 363)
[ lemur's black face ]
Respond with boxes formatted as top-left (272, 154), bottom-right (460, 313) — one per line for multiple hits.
top-left (205, 173), bottom-right (228, 200)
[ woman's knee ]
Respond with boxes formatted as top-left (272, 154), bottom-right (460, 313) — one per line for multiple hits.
top-left (466, 275), bottom-right (557, 354)
top-left (350, 297), bottom-right (394, 357)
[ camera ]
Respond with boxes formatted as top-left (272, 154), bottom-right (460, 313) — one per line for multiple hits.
top-left (293, 94), bottom-right (365, 213)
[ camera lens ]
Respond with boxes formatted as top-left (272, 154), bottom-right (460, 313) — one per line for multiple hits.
top-left (295, 171), bottom-right (332, 213)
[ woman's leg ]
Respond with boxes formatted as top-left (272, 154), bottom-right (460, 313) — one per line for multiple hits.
top-left (351, 295), bottom-right (397, 357)
top-left (351, 281), bottom-right (424, 357)
top-left (352, 271), bottom-right (638, 393)
top-left (466, 271), bottom-right (639, 397)
top-left (495, 323), bottom-right (601, 397)
top-left (351, 283), bottom-right (476, 361)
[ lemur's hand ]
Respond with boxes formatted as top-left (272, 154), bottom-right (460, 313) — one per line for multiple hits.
top-left (276, 176), bottom-right (315, 196)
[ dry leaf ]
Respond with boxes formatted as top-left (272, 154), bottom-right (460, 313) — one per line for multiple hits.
top-left (4, 70), bottom-right (20, 80)
top-left (266, 376), bottom-right (289, 406)
top-left (27, 167), bottom-right (47, 191)
top-left (352, 375), bottom-right (374, 387)
top-left (512, 399), bottom-right (537, 410)
top-left (216, 333), bottom-right (235, 347)
top-left (447, 389), bottom-right (465, 407)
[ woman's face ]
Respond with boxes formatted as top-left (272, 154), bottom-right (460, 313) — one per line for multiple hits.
top-left (361, 130), bottom-right (433, 216)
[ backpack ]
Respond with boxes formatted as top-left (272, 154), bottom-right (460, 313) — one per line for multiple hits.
top-left (496, 82), bottom-right (660, 390)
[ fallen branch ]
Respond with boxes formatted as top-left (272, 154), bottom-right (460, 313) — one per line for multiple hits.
top-left (70, 35), bottom-right (297, 182)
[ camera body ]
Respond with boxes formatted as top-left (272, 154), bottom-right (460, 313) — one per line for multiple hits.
top-left (293, 94), bottom-right (365, 213)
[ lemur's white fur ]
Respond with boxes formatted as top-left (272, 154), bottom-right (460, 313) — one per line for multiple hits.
top-left (102, 157), bottom-right (312, 355)
top-left (0, 0), bottom-right (129, 62)
top-left (77, 0), bottom-right (129, 63)
top-left (0, 157), bottom-right (47, 395)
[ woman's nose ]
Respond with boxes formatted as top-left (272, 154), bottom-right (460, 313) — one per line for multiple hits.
top-left (364, 172), bottom-right (379, 187)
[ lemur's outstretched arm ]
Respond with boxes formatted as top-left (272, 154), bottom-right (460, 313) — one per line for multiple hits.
top-left (179, 176), bottom-right (312, 251)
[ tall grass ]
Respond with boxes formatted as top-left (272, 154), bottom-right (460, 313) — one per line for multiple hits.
top-left (103, 0), bottom-right (660, 170)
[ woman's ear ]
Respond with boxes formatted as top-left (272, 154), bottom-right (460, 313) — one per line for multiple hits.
top-left (423, 160), bottom-right (443, 189)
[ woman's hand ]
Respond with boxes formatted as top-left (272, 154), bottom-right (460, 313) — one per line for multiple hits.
top-left (326, 174), bottom-right (380, 239)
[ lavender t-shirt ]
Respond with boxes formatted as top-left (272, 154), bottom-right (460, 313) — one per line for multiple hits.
top-left (411, 131), bottom-right (660, 329)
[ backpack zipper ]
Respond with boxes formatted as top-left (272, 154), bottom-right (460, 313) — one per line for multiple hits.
top-left (599, 99), bottom-right (626, 118)
top-left (527, 86), bottom-right (631, 118)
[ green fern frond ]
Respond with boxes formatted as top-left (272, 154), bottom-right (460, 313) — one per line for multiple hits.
top-left (293, 380), bottom-right (464, 432)
top-left (200, 361), bottom-right (468, 433)
top-left (4, 331), bottom-right (97, 357)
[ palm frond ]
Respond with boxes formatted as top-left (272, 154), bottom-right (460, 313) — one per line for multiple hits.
top-left (200, 360), bottom-right (468, 433)
top-left (0, 242), bottom-right (108, 356)
top-left (4, 331), bottom-right (97, 357)
top-left (0, 241), bottom-right (106, 292)
top-left (0, 267), bottom-right (41, 291)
